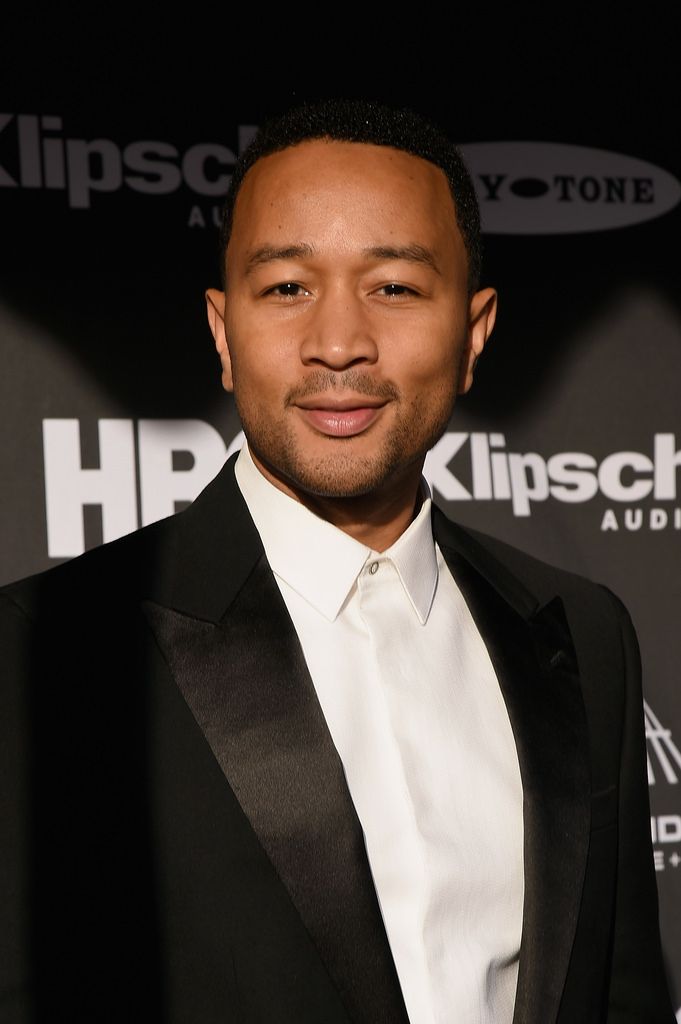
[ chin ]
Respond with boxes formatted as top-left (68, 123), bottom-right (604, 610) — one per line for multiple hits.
top-left (278, 450), bottom-right (419, 501)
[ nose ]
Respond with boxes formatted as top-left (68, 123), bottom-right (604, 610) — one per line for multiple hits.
top-left (299, 288), bottom-right (379, 370)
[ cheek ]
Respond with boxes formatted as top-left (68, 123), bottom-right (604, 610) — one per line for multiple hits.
top-left (392, 303), bottom-right (465, 362)
top-left (398, 332), bottom-right (464, 394)
top-left (227, 313), bottom-right (299, 386)
top-left (231, 357), bottom-right (271, 401)
top-left (229, 346), bottom-right (295, 423)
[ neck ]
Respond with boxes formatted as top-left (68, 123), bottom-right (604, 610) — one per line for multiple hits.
top-left (250, 451), bottom-right (425, 552)
top-left (299, 485), bottom-right (425, 553)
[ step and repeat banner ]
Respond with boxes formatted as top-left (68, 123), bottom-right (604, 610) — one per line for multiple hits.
top-left (2, 79), bottom-right (680, 1012)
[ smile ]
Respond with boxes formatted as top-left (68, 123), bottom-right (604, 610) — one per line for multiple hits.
top-left (295, 401), bottom-right (387, 438)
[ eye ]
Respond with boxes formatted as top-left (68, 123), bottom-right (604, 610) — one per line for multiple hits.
top-left (375, 283), bottom-right (418, 298)
top-left (264, 282), bottom-right (312, 298)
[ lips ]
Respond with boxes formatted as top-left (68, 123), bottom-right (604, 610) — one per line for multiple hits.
top-left (294, 395), bottom-right (387, 438)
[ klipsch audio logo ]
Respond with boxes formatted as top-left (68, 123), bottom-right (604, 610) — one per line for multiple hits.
top-left (423, 431), bottom-right (681, 531)
top-left (647, 702), bottom-right (681, 874)
top-left (0, 114), bottom-right (257, 216)
top-left (459, 142), bottom-right (681, 233)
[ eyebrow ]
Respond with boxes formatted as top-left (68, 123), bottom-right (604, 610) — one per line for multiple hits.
top-left (362, 244), bottom-right (441, 275)
top-left (243, 241), bottom-right (441, 275)
top-left (245, 244), bottom-right (315, 275)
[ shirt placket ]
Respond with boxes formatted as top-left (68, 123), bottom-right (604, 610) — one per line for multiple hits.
top-left (357, 557), bottom-right (436, 1024)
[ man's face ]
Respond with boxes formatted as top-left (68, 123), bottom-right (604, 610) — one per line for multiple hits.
top-left (207, 139), bottom-right (496, 503)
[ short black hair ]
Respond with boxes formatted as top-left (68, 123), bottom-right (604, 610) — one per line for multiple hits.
top-left (219, 99), bottom-right (482, 293)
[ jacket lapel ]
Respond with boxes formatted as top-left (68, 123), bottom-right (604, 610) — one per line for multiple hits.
top-left (144, 457), bottom-right (410, 1024)
top-left (433, 508), bottom-right (591, 1024)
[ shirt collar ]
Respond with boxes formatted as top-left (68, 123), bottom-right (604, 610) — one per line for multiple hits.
top-left (384, 496), bottom-right (438, 624)
top-left (234, 444), bottom-right (438, 624)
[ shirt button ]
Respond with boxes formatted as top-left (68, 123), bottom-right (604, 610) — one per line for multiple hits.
top-left (369, 561), bottom-right (379, 575)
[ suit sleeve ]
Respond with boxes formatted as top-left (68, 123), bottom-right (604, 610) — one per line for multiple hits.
top-left (605, 591), bottom-right (676, 1021)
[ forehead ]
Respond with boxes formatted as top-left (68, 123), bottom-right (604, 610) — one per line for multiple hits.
top-left (228, 139), bottom-right (462, 254)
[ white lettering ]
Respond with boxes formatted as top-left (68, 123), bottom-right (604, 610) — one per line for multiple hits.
top-left (187, 204), bottom-right (206, 227)
top-left (238, 125), bottom-right (258, 153)
top-left (65, 138), bottom-right (123, 209)
top-left (18, 114), bottom-right (41, 187)
top-left (547, 452), bottom-right (598, 502)
top-left (0, 115), bottom-right (244, 207)
top-left (653, 815), bottom-right (681, 842)
top-left (43, 134), bottom-right (66, 189)
top-left (598, 451), bottom-right (654, 501)
top-left (181, 143), bottom-right (235, 196)
top-left (650, 508), bottom-right (668, 530)
top-left (508, 452), bottom-right (549, 516)
top-left (39, 424), bottom-right (681, 553)
top-left (43, 419), bottom-right (137, 558)
top-left (124, 141), bottom-right (182, 194)
top-left (624, 508), bottom-right (643, 530)
top-left (491, 451), bottom-right (511, 499)
top-left (137, 419), bottom-right (227, 526)
top-left (470, 433), bottom-right (492, 499)
top-left (423, 433), bottom-right (472, 500)
top-left (654, 433), bottom-right (681, 499)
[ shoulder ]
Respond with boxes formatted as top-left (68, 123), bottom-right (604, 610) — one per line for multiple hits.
top-left (432, 504), bottom-right (633, 648)
top-left (0, 511), bottom-right (179, 624)
top-left (0, 453), bottom-right (261, 628)
top-left (432, 510), bottom-right (643, 770)
top-left (433, 503), bottom-right (615, 602)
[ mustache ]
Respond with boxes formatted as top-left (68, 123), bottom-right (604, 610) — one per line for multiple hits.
top-left (285, 370), bottom-right (400, 405)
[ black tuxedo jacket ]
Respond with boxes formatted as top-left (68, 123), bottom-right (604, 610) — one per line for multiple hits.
top-left (0, 455), bottom-right (674, 1023)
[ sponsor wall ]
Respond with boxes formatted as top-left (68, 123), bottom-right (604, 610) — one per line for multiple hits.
top-left (2, 45), bottom-right (680, 1014)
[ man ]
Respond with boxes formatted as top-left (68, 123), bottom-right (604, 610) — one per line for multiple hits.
top-left (0, 101), bottom-right (674, 1023)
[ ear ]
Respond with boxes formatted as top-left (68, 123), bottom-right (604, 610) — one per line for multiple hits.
top-left (458, 287), bottom-right (497, 394)
top-left (205, 288), bottom-right (234, 392)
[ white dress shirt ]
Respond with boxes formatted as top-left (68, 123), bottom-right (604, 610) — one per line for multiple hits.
top-left (235, 444), bottom-right (524, 1024)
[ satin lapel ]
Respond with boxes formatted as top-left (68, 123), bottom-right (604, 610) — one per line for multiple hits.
top-left (144, 555), bottom-right (409, 1024)
top-left (435, 519), bottom-right (590, 1024)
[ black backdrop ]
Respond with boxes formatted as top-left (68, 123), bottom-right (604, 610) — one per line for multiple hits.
top-left (3, 16), bottom-right (680, 1015)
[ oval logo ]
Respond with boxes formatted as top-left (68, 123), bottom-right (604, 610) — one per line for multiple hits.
top-left (458, 142), bottom-right (681, 234)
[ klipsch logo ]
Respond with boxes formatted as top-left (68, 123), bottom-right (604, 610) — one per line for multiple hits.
top-left (0, 113), bottom-right (258, 211)
top-left (647, 702), bottom-right (681, 875)
top-left (423, 431), bottom-right (681, 531)
top-left (459, 142), bottom-right (681, 233)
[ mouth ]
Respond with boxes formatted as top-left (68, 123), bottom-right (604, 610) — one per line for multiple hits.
top-left (294, 395), bottom-right (388, 438)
